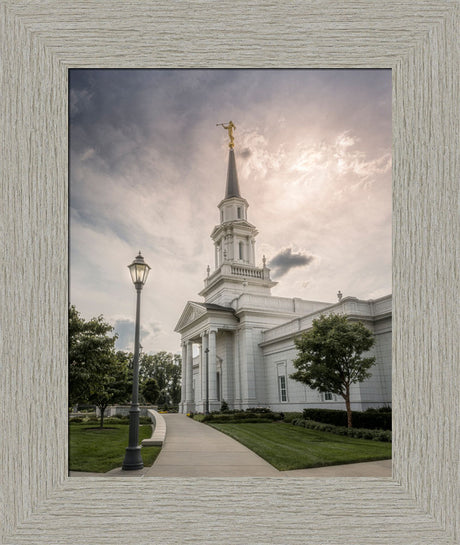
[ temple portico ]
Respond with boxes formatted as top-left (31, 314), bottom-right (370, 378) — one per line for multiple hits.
top-left (179, 322), bottom-right (239, 414)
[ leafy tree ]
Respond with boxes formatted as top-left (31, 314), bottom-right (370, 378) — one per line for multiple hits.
top-left (142, 378), bottom-right (160, 404)
top-left (88, 352), bottom-right (131, 428)
top-left (139, 351), bottom-right (182, 406)
top-left (69, 306), bottom-right (130, 427)
top-left (290, 314), bottom-right (376, 427)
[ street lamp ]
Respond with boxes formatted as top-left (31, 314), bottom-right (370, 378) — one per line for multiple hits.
top-left (205, 347), bottom-right (209, 415)
top-left (122, 251), bottom-right (151, 471)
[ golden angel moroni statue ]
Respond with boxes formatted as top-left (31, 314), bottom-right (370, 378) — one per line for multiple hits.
top-left (217, 120), bottom-right (236, 149)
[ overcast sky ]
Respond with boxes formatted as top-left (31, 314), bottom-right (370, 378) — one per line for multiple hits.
top-left (69, 69), bottom-right (391, 356)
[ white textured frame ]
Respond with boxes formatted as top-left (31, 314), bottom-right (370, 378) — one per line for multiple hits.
top-left (1, 2), bottom-right (458, 544)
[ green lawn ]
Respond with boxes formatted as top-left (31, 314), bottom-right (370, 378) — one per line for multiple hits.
top-left (69, 422), bottom-right (161, 473)
top-left (209, 422), bottom-right (391, 471)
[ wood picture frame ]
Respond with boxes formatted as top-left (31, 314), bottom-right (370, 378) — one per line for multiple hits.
top-left (1, 2), bottom-right (458, 543)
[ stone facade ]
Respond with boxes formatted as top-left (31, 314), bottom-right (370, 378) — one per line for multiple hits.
top-left (175, 147), bottom-right (392, 414)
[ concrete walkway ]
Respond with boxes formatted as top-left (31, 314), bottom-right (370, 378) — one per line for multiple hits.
top-left (69, 414), bottom-right (392, 478)
top-left (145, 414), bottom-right (279, 476)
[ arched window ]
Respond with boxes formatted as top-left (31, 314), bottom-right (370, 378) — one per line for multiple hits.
top-left (239, 241), bottom-right (244, 260)
top-left (237, 207), bottom-right (242, 219)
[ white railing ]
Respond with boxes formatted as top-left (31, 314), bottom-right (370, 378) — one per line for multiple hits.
top-left (231, 265), bottom-right (264, 278)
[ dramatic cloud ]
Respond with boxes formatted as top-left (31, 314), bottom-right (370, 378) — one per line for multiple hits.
top-left (268, 248), bottom-right (314, 278)
top-left (69, 69), bottom-right (391, 354)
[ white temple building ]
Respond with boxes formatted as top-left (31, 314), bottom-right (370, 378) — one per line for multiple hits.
top-left (176, 130), bottom-right (392, 414)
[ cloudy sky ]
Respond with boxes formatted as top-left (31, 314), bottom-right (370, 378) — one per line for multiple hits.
top-left (70, 69), bottom-right (391, 356)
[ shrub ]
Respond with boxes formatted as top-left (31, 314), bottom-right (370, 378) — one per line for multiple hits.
top-left (201, 411), bottom-right (283, 424)
top-left (103, 417), bottom-right (122, 425)
top-left (282, 412), bottom-right (303, 423)
top-left (365, 406), bottom-right (392, 414)
top-left (376, 430), bottom-right (391, 442)
top-left (221, 400), bottom-right (230, 412)
top-left (302, 408), bottom-right (392, 430)
top-left (291, 418), bottom-right (392, 442)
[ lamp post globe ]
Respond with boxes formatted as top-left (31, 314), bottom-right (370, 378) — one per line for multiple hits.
top-left (122, 251), bottom-right (150, 471)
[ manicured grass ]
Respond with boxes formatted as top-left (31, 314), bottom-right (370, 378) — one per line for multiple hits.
top-left (69, 422), bottom-right (161, 473)
top-left (209, 422), bottom-right (391, 471)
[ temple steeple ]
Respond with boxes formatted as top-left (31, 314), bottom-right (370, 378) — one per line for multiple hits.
top-left (199, 124), bottom-right (276, 305)
top-left (225, 149), bottom-right (241, 198)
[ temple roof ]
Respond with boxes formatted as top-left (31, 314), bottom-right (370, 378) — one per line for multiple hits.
top-left (194, 302), bottom-right (235, 313)
top-left (225, 149), bottom-right (241, 198)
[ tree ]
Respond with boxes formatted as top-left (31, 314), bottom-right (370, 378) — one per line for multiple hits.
top-left (69, 306), bottom-right (131, 427)
top-left (141, 378), bottom-right (160, 404)
top-left (139, 351), bottom-right (182, 406)
top-left (290, 314), bottom-right (376, 428)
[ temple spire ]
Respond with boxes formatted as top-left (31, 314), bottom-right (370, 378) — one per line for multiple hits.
top-left (201, 125), bottom-right (276, 304)
top-left (217, 121), bottom-right (241, 199)
top-left (225, 148), bottom-right (241, 198)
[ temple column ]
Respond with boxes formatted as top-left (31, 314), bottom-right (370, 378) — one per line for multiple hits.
top-left (239, 327), bottom-right (257, 408)
top-left (200, 331), bottom-right (208, 413)
top-left (234, 330), bottom-right (241, 409)
top-left (185, 341), bottom-right (194, 412)
top-left (208, 328), bottom-right (218, 410)
top-left (180, 341), bottom-right (187, 413)
top-left (222, 331), bottom-right (233, 404)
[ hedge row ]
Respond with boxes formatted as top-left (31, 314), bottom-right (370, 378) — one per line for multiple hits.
top-left (302, 408), bottom-right (392, 430)
top-left (292, 418), bottom-right (392, 442)
top-left (201, 411), bottom-right (283, 423)
top-left (69, 416), bottom-right (152, 425)
top-left (281, 412), bottom-right (304, 423)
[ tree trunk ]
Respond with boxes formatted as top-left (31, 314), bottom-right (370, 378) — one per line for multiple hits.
top-left (100, 406), bottom-right (105, 428)
top-left (344, 387), bottom-right (352, 428)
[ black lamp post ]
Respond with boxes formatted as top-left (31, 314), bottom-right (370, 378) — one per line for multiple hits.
top-left (205, 347), bottom-right (209, 415)
top-left (122, 251), bottom-right (151, 471)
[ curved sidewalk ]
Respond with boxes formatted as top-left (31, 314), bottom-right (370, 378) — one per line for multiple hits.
top-left (145, 414), bottom-right (279, 476)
